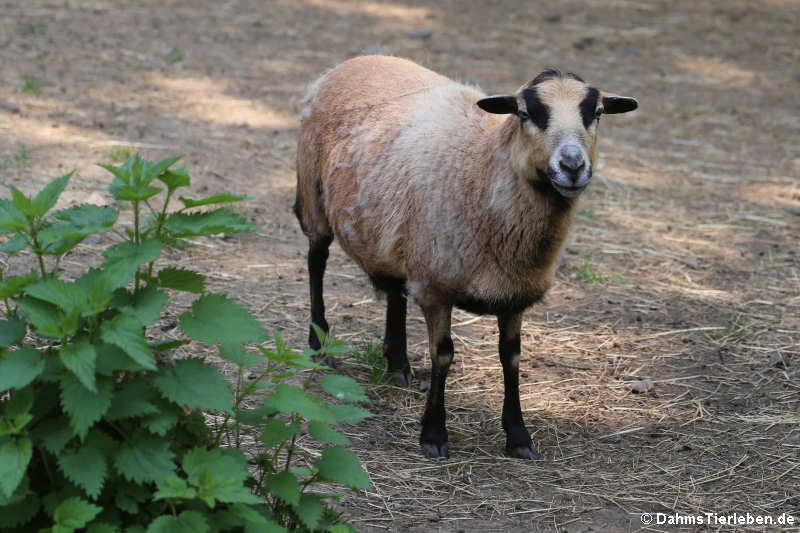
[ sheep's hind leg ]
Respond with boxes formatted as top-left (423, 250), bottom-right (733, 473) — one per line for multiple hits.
top-left (419, 304), bottom-right (453, 459)
top-left (498, 312), bottom-right (541, 459)
top-left (383, 288), bottom-right (411, 387)
top-left (307, 235), bottom-right (334, 366)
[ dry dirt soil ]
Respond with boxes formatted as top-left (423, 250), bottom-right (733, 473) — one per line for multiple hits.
top-left (2, 1), bottom-right (800, 532)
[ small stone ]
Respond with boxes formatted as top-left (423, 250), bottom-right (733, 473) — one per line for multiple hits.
top-left (769, 351), bottom-right (786, 368)
top-left (85, 191), bottom-right (107, 206)
top-left (680, 256), bottom-right (700, 269)
top-left (409, 28), bottom-right (433, 40)
top-left (0, 101), bottom-right (20, 113)
top-left (628, 379), bottom-right (654, 394)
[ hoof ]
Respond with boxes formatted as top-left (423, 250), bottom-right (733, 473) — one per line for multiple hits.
top-left (388, 369), bottom-right (411, 388)
top-left (506, 444), bottom-right (542, 460)
top-left (421, 441), bottom-right (449, 459)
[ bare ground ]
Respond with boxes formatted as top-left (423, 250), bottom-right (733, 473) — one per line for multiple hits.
top-left (1, 1), bottom-right (799, 532)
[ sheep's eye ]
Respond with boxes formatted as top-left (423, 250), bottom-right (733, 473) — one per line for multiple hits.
top-left (518, 110), bottom-right (530, 121)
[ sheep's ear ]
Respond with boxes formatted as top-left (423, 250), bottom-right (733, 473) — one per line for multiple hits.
top-left (602, 95), bottom-right (638, 114)
top-left (477, 95), bottom-right (518, 115)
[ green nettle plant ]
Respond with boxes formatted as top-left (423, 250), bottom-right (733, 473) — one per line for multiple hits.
top-left (0, 155), bottom-right (372, 532)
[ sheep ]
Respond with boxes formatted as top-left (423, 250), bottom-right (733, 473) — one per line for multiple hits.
top-left (294, 55), bottom-right (637, 459)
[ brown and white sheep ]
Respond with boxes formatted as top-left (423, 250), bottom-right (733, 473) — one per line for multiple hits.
top-left (294, 55), bottom-right (637, 459)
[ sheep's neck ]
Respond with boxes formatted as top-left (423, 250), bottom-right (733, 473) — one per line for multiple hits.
top-left (477, 116), bottom-right (578, 277)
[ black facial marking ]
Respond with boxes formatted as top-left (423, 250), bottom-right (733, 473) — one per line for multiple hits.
top-left (522, 88), bottom-right (550, 130)
top-left (530, 68), bottom-right (584, 86)
top-left (579, 87), bottom-right (600, 128)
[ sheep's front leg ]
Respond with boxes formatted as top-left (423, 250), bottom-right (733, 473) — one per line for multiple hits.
top-left (420, 303), bottom-right (453, 459)
top-left (498, 313), bottom-right (541, 459)
top-left (383, 288), bottom-right (411, 387)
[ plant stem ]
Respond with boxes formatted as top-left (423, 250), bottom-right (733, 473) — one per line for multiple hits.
top-left (37, 446), bottom-right (56, 485)
top-left (28, 221), bottom-right (47, 278)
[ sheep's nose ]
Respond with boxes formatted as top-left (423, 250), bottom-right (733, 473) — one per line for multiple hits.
top-left (558, 145), bottom-right (586, 177)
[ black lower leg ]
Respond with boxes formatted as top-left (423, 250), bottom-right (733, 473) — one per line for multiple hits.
top-left (420, 304), bottom-right (453, 459)
top-left (308, 237), bottom-right (332, 352)
top-left (420, 335), bottom-right (452, 459)
top-left (498, 313), bottom-right (539, 460)
top-left (383, 289), bottom-right (410, 386)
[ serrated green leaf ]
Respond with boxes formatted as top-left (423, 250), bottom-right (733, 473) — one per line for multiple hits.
top-left (0, 317), bottom-right (26, 347)
top-left (0, 199), bottom-right (28, 234)
top-left (0, 436), bottom-right (32, 498)
top-left (0, 232), bottom-right (27, 254)
top-left (141, 402), bottom-right (181, 436)
top-left (149, 339), bottom-right (190, 352)
top-left (158, 166), bottom-right (191, 193)
top-left (0, 347), bottom-right (44, 392)
top-left (0, 271), bottom-right (38, 298)
top-left (32, 418), bottom-right (73, 454)
top-left (152, 358), bottom-right (233, 412)
top-left (218, 343), bottom-right (263, 367)
top-left (53, 496), bottom-right (102, 529)
top-left (179, 193), bottom-right (249, 208)
top-left (100, 313), bottom-right (156, 370)
top-left (58, 442), bottom-right (108, 499)
top-left (106, 379), bottom-right (159, 420)
top-left (144, 155), bottom-right (182, 183)
top-left (110, 183), bottom-right (163, 202)
top-left (234, 404), bottom-right (279, 428)
top-left (3, 386), bottom-right (33, 419)
top-left (103, 239), bottom-right (162, 265)
top-left (321, 375), bottom-right (368, 403)
top-left (182, 447), bottom-right (259, 507)
top-left (326, 404), bottom-right (373, 425)
top-left (14, 296), bottom-right (70, 337)
top-left (293, 493), bottom-right (325, 530)
top-left (228, 503), bottom-right (272, 526)
top-left (60, 374), bottom-right (113, 439)
top-left (263, 471), bottom-right (300, 506)
top-left (0, 491), bottom-right (40, 529)
top-left (94, 342), bottom-right (148, 375)
top-left (0, 413), bottom-right (32, 437)
top-left (30, 171), bottom-right (73, 216)
top-left (99, 161), bottom-right (132, 185)
top-left (145, 510), bottom-right (208, 533)
top-left (40, 204), bottom-right (118, 254)
top-left (163, 208), bottom-right (257, 237)
top-left (0, 475), bottom-right (29, 506)
top-left (121, 286), bottom-right (168, 326)
top-left (154, 476), bottom-right (197, 501)
top-left (156, 267), bottom-right (205, 293)
top-left (59, 340), bottom-right (97, 392)
top-left (52, 203), bottom-right (118, 228)
top-left (267, 384), bottom-right (334, 423)
top-left (307, 421), bottom-right (350, 445)
top-left (10, 186), bottom-right (34, 217)
top-left (315, 447), bottom-right (371, 490)
top-left (179, 294), bottom-right (266, 345)
top-left (113, 482), bottom-right (150, 515)
top-left (25, 279), bottom-right (88, 314)
top-left (113, 436), bottom-right (175, 484)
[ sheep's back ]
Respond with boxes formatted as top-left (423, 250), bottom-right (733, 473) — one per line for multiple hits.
top-left (301, 56), bottom-right (495, 283)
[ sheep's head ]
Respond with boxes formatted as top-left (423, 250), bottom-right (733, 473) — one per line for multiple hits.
top-left (477, 69), bottom-right (637, 198)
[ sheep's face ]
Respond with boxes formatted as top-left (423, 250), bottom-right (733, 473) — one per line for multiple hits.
top-left (477, 70), bottom-right (637, 198)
